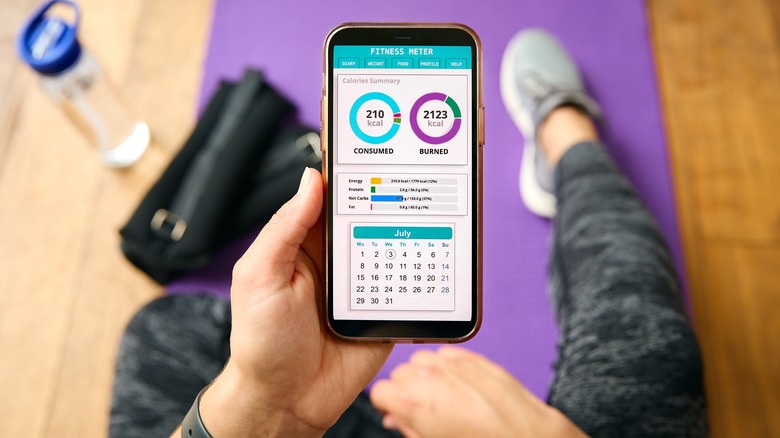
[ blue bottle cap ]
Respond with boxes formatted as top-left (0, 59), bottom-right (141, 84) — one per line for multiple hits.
top-left (17, 0), bottom-right (82, 75)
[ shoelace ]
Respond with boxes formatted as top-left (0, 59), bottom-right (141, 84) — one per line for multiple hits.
top-left (519, 71), bottom-right (556, 101)
top-left (518, 71), bottom-right (602, 123)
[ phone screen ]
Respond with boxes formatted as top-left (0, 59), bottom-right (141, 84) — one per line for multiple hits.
top-left (326, 26), bottom-right (480, 339)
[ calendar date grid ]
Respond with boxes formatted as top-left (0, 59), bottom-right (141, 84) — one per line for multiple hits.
top-left (349, 223), bottom-right (456, 311)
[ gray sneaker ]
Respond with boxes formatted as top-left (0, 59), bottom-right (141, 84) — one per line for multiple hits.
top-left (500, 29), bottom-right (601, 217)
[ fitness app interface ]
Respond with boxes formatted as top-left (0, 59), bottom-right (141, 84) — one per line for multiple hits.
top-left (332, 45), bottom-right (473, 321)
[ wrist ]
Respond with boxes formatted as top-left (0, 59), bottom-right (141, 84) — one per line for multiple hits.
top-left (199, 361), bottom-right (323, 437)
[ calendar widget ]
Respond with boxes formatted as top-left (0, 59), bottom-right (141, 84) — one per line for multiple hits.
top-left (350, 223), bottom-right (455, 311)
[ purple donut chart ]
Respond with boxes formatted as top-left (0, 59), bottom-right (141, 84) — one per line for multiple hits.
top-left (410, 92), bottom-right (462, 145)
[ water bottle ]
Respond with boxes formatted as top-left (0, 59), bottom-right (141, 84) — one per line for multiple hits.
top-left (17, 0), bottom-right (149, 167)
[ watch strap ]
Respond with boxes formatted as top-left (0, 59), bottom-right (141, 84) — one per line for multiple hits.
top-left (181, 388), bottom-right (213, 438)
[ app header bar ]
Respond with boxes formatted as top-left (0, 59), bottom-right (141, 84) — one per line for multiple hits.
top-left (335, 46), bottom-right (471, 69)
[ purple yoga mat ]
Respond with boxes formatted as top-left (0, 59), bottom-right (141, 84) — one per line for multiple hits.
top-left (169, 0), bottom-right (683, 399)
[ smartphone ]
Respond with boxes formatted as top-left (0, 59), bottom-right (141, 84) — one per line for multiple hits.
top-left (322, 23), bottom-right (483, 342)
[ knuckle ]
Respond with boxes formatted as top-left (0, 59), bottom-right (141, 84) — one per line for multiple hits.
top-left (232, 256), bottom-right (252, 282)
top-left (369, 380), bottom-right (392, 403)
top-left (410, 349), bottom-right (439, 365)
top-left (389, 363), bottom-right (415, 381)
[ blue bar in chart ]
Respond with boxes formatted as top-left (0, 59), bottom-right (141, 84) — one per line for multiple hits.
top-left (371, 195), bottom-right (404, 202)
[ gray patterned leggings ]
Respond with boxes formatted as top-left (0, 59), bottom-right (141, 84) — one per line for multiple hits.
top-left (547, 141), bottom-right (707, 436)
top-left (110, 142), bottom-right (707, 437)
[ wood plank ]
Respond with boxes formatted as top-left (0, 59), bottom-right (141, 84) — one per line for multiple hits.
top-left (649, 0), bottom-right (780, 436)
top-left (0, 74), bottom-right (102, 438)
top-left (697, 244), bottom-right (780, 437)
top-left (120, 0), bottom-right (215, 150)
top-left (0, 0), bottom-right (37, 166)
top-left (42, 0), bottom-right (213, 435)
top-left (0, 14), bottom-right (105, 429)
top-left (650, 0), bottom-right (780, 244)
top-left (0, 0), bottom-right (145, 436)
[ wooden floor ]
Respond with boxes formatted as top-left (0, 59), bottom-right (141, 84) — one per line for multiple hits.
top-left (0, 0), bottom-right (213, 436)
top-left (0, 0), bottom-right (777, 436)
top-left (649, 0), bottom-right (780, 435)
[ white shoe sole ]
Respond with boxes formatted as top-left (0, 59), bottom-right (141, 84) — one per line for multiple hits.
top-left (500, 35), bottom-right (557, 218)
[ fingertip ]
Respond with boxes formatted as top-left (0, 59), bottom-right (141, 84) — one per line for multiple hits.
top-left (296, 167), bottom-right (312, 194)
top-left (369, 379), bottom-right (388, 394)
top-left (372, 383), bottom-right (423, 438)
top-left (278, 167), bottom-right (323, 229)
top-left (438, 345), bottom-right (471, 358)
top-left (388, 364), bottom-right (405, 381)
top-left (301, 167), bottom-right (324, 190)
top-left (409, 349), bottom-right (438, 365)
top-left (297, 167), bottom-right (323, 206)
top-left (382, 414), bottom-right (398, 430)
top-left (369, 379), bottom-right (391, 406)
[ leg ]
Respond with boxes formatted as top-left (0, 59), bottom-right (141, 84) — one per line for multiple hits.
top-left (110, 294), bottom-right (231, 437)
top-left (500, 29), bottom-right (707, 436)
top-left (546, 137), bottom-right (707, 436)
top-left (110, 293), bottom-right (398, 437)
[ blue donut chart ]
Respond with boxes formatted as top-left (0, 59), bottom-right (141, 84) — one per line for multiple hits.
top-left (349, 92), bottom-right (401, 144)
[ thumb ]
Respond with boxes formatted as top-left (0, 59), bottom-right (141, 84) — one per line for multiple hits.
top-left (233, 168), bottom-right (323, 289)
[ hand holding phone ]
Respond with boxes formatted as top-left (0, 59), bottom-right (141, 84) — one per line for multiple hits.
top-left (195, 168), bottom-right (392, 436)
top-left (323, 24), bottom-right (484, 342)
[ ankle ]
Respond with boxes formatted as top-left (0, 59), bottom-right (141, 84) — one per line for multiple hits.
top-left (538, 106), bottom-right (599, 167)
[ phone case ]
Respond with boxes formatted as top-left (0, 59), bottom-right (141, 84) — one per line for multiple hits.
top-left (321, 23), bottom-right (484, 343)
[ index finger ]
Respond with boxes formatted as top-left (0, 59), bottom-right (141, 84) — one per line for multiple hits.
top-left (233, 168), bottom-right (323, 290)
